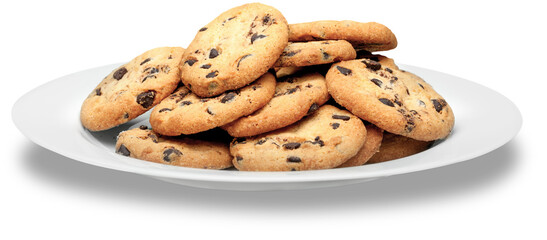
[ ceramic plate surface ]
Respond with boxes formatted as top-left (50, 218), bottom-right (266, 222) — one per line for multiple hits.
top-left (12, 63), bottom-right (522, 190)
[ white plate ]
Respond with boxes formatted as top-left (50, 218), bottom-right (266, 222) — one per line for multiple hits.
top-left (12, 63), bottom-right (522, 191)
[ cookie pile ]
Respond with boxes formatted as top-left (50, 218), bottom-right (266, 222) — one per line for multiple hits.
top-left (80, 3), bottom-right (454, 171)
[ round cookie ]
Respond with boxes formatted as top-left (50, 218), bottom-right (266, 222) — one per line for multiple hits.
top-left (356, 50), bottom-right (399, 70)
top-left (289, 21), bottom-right (397, 52)
top-left (222, 72), bottom-right (330, 137)
top-left (326, 58), bottom-right (455, 141)
top-left (115, 126), bottom-right (232, 169)
top-left (80, 47), bottom-right (184, 131)
top-left (180, 3), bottom-right (289, 97)
top-left (230, 105), bottom-right (367, 171)
top-left (337, 123), bottom-right (383, 168)
top-left (367, 133), bottom-right (433, 164)
top-left (274, 40), bottom-right (356, 67)
top-left (150, 72), bottom-right (276, 136)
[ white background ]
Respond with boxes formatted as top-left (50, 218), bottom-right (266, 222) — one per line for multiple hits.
top-left (2, 0), bottom-right (545, 239)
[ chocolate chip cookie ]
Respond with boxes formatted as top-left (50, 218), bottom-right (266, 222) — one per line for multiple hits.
top-left (180, 3), bottom-right (289, 97)
top-left (274, 40), bottom-right (356, 67)
top-left (80, 47), bottom-right (184, 131)
top-left (367, 132), bottom-right (433, 164)
top-left (222, 72), bottom-right (330, 137)
top-left (150, 72), bottom-right (276, 136)
top-left (337, 123), bottom-right (383, 168)
top-left (115, 126), bottom-right (233, 169)
top-left (326, 58), bottom-right (455, 141)
top-left (289, 20), bottom-right (397, 52)
top-left (230, 105), bottom-right (367, 171)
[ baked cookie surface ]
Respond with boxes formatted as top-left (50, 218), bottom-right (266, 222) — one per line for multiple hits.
top-left (274, 40), bottom-right (356, 67)
top-left (115, 126), bottom-right (233, 169)
top-left (230, 105), bottom-right (366, 171)
top-left (150, 72), bottom-right (276, 136)
top-left (326, 58), bottom-right (455, 141)
top-left (180, 3), bottom-right (289, 97)
top-left (222, 72), bottom-right (330, 137)
top-left (289, 20), bottom-right (397, 52)
top-left (80, 47), bottom-right (184, 131)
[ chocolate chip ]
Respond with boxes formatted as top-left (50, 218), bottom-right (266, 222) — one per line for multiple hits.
top-left (236, 156), bottom-right (243, 161)
top-left (148, 133), bottom-right (159, 143)
top-left (142, 74), bottom-right (156, 82)
top-left (162, 148), bottom-right (182, 162)
top-left (200, 64), bottom-right (211, 69)
top-left (362, 60), bottom-right (382, 71)
top-left (378, 98), bottom-right (395, 107)
top-left (283, 50), bottom-right (301, 57)
top-left (113, 67), bottom-right (128, 80)
top-left (184, 59), bottom-right (197, 66)
top-left (283, 142), bottom-right (301, 150)
top-left (206, 70), bottom-right (219, 78)
top-left (159, 108), bottom-right (171, 113)
top-left (405, 120), bottom-right (416, 133)
top-left (393, 95), bottom-right (403, 107)
top-left (286, 87), bottom-right (300, 95)
top-left (262, 15), bottom-right (271, 25)
top-left (95, 88), bottom-right (102, 96)
top-left (206, 107), bottom-right (214, 115)
top-left (311, 136), bottom-right (324, 147)
top-left (139, 125), bottom-right (148, 130)
top-left (140, 58), bottom-right (151, 65)
top-left (199, 27), bottom-right (208, 32)
top-left (332, 115), bottom-right (350, 121)
top-left (431, 99), bottom-right (446, 112)
top-left (331, 122), bottom-right (340, 129)
top-left (220, 92), bottom-right (236, 103)
top-left (209, 48), bottom-right (219, 59)
top-left (180, 101), bottom-right (192, 106)
top-left (123, 113), bottom-right (129, 119)
top-left (136, 90), bottom-right (156, 108)
top-left (256, 139), bottom-right (267, 145)
top-left (237, 54), bottom-right (252, 70)
top-left (307, 103), bottom-right (319, 115)
top-left (251, 33), bottom-right (267, 44)
top-left (322, 51), bottom-right (330, 60)
top-left (385, 68), bottom-right (393, 73)
top-left (370, 78), bottom-right (383, 87)
top-left (287, 156), bottom-right (302, 163)
top-left (116, 144), bottom-right (130, 156)
top-left (336, 66), bottom-right (352, 76)
top-left (418, 83), bottom-right (425, 89)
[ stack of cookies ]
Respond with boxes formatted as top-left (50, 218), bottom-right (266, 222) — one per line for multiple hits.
top-left (80, 3), bottom-right (454, 171)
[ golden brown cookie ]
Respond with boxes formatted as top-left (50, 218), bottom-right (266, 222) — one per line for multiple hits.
top-left (289, 20), bottom-right (397, 51)
top-left (150, 72), bottom-right (276, 136)
top-left (274, 40), bottom-right (356, 67)
top-left (337, 124), bottom-right (383, 168)
top-left (80, 47), bottom-right (184, 131)
top-left (180, 3), bottom-right (289, 97)
top-left (230, 105), bottom-right (366, 171)
top-left (326, 58), bottom-right (455, 141)
top-left (115, 126), bottom-right (233, 169)
top-left (222, 72), bottom-right (330, 137)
